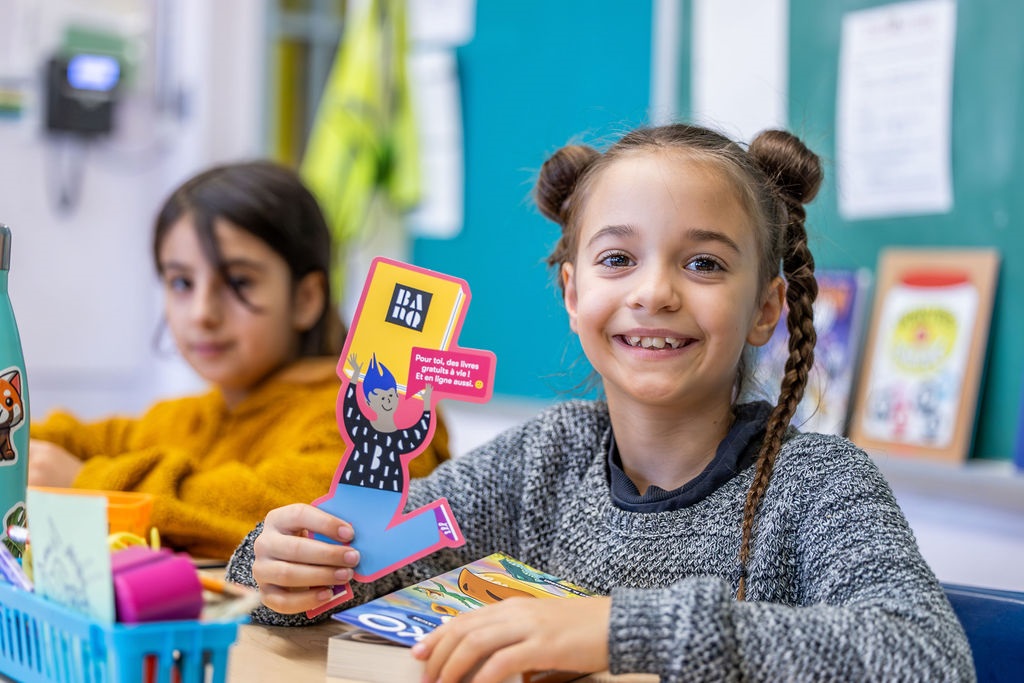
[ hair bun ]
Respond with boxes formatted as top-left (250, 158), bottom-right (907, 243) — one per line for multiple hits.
top-left (535, 144), bottom-right (601, 224)
top-left (748, 130), bottom-right (823, 206)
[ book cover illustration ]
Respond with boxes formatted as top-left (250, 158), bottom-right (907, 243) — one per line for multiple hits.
top-left (334, 552), bottom-right (595, 647)
top-left (849, 249), bottom-right (999, 463)
top-left (309, 258), bottom-right (497, 617)
top-left (751, 269), bottom-right (871, 436)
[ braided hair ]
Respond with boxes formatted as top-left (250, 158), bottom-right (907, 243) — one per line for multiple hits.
top-left (535, 123), bottom-right (823, 600)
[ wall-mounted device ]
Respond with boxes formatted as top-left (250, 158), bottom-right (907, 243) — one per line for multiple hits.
top-left (45, 53), bottom-right (121, 136)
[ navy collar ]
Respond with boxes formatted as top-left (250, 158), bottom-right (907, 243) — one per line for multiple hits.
top-left (607, 401), bottom-right (774, 513)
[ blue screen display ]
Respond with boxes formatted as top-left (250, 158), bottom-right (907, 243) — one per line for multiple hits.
top-left (66, 54), bottom-right (120, 92)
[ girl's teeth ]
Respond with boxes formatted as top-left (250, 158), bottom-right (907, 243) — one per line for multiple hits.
top-left (625, 336), bottom-right (684, 349)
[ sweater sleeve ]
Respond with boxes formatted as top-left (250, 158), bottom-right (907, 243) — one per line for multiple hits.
top-left (31, 410), bottom-right (139, 461)
top-left (69, 393), bottom-right (347, 559)
top-left (608, 436), bottom-right (975, 682)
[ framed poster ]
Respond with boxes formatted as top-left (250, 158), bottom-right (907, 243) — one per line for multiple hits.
top-left (848, 248), bottom-right (999, 463)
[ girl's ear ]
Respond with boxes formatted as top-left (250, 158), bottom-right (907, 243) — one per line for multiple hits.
top-left (561, 263), bottom-right (579, 334)
top-left (292, 271), bottom-right (327, 332)
top-left (747, 276), bottom-right (785, 346)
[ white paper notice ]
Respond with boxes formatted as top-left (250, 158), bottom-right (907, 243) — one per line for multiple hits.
top-left (407, 49), bottom-right (464, 239)
top-left (836, 0), bottom-right (956, 220)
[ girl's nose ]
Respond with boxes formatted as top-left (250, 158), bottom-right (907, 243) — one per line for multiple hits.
top-left (628, 263), bottom-right (681, 312)
top-left (191, 281), bottom-right (223, 326)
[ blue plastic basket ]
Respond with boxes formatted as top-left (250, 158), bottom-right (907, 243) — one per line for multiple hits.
top-left (0, 582), bottom-right (241, 683)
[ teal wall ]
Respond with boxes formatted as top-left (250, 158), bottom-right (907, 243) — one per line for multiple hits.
top-left (789, 0), bottom-right (1024, 460)
top-left (412, 1), bottom-right (657, 400)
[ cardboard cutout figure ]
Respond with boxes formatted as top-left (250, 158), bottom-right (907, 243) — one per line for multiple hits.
top-left (307, 258), bottom-right (495, 617)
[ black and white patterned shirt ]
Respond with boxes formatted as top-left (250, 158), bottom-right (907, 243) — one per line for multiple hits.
top-left (337, 383), bottom-right (431, 491)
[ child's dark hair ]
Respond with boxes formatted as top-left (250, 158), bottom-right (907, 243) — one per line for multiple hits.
top-left (535, 123), bottom-right (823, 600)
top-left (152, 160), bottom-right (346, 357)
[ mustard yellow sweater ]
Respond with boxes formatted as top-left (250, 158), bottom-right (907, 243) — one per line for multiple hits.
top-left (30, 358), bottom-right (450, 560)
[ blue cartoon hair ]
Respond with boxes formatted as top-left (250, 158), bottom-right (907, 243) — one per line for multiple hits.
top-left (362, 354), bottom-right (398, 399)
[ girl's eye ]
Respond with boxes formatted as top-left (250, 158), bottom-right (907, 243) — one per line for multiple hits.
top-left (227, 275), bottom-right (254, 291)
top-left (686, 256), bottom-right (724, 273)
top-left (166, 275), bottom-right (191, 292)
top-left (598, 252), bottom-right (634, 269)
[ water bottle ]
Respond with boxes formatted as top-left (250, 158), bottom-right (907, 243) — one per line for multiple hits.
top-left (0, 224), bottom-right (29, 559)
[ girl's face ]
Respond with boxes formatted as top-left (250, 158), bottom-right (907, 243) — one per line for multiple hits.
top-left (158, 216), bottom-right (323, 406)
top-left (561, 152), bottom-right (783, 416)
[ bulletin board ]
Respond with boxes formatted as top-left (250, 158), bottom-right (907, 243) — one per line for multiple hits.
top-left (788, 0), bottom-right (1024, 460)
top-left (411, 1), bottom-right (664, 402)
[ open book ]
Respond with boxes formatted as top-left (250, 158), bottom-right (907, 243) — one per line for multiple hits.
top-left (327, 552), bottom-right (594, 683)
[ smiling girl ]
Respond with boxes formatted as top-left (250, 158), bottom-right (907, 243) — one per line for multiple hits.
top-left (226, 127), bottom-right (972, 682)
top-left (29, 161), bottom-right (450, 560)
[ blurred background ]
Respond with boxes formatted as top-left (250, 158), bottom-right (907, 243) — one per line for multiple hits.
top-left (2, 0), bottom-right (1022, 589)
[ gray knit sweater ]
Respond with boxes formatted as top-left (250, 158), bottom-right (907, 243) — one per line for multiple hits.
top-left (226, 400), bottom-right (975, 682)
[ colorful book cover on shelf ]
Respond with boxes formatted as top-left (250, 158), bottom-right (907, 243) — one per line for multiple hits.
top-left (333, 552), bottom-right (595, 647)
top-left (308, 258), bottom-right (497, 618)
top-left (849, 248), bottom-right (999, 463)
top-left (752, 268), bottom-right (871, 436)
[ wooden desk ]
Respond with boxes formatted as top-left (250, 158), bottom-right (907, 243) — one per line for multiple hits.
top-left (227, 622), bottom-right (658, 683)
top-left (228, 621), bottom-right (346, 680)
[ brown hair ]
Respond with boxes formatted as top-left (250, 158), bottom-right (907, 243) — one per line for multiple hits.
top-left (153, 160), bottom-right (346, 357)
top-left (535, 123), bottom-right (823, 600)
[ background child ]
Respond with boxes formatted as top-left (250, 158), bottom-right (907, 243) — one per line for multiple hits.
top-left (226, 126), bottom-right (972, 681)
top-left (28, 160), bottom-right (450, 560)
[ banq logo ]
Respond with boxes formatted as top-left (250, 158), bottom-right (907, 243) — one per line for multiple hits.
top-left (386, 283), bottom-right (432, 332)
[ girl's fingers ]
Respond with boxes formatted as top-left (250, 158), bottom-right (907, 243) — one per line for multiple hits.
top-left (420, 611), bottom-right (524, 683)
top-left (438, 624), bottom-right (519, 683)
top-left (416, 597), bottom-right (612, 682)
top-left (257, 582), bottom-right (336, 614)
top-left (251, 503), bottom-right (362, 614)
top-left (255, 528), bottom-right (358, 569)
top-left (264, 503), bottom-right (353, 542)
top-left (252, 553), bottom-right (355, 589)
top-left (469, 641), bottom-right (538, 683)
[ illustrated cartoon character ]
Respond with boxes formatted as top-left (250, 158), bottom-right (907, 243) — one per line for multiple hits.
top-left (337, 353), bottom-right (436, 492)
top-left (0, 368), bottom-right (24, 462)
top-left (307, 259), bottom-right (496, 619)
top-left (315, 353), bottom-right (460, 584)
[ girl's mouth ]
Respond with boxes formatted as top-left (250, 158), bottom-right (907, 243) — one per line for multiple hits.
top-left (191, 342), bottom-right (231, 356)
top-left (620, 335), bottom-right (689, 350)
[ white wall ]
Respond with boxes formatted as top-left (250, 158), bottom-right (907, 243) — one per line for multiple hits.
top-left (691, 0), bottom-right (789, 142)
top-left (2, 0), bottom-right (266, 421)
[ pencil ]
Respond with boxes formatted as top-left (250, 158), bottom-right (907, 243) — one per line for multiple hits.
top-left (198, 573), bottom-right (255, 598)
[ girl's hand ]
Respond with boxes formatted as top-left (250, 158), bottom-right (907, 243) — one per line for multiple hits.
top-left (348, 353), bottom-right (361, 379)
top-left (251, 503), bottom-right (360, 615)
top-left (28, 439), bottom-right (83, 488)
top-left (412, 595), bottom-right (612, 683)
